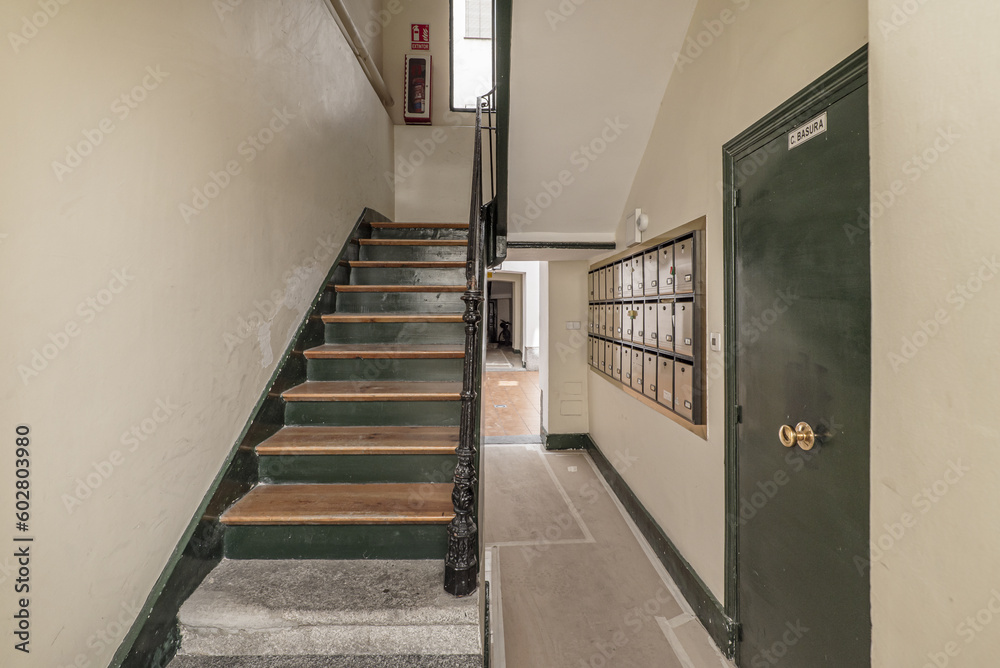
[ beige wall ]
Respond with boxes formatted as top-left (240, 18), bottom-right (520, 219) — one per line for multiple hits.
top-left (869, 1), bottom-right (1000, 665)
top-left (540, 261), bottom-right (590, 435)
top-left (0, 1), bottom-right (393, 665)
top-left (589, 0), bottom-right (868, 600)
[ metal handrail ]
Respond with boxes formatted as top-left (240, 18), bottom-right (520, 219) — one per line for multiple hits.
top-left (444, 88), bottom-right (496, 597)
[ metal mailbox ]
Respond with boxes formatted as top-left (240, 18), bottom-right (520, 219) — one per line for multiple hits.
top-left (613, 262), bottom-right (623, 299)
top-left (604, 341), bottom-right (614, 377)
top-left (587, 305), bottom-right (594, 334)
top-left (605, 266), bottom-right (616, 300)
top-left (589, 337), bottom-right (596, 367)
top-left (613, 304), bottom-right (623, 340)
top-left (658, 244), bottom-right (674, 295)
top-left (643, 302), bottom-right (658, 348)
top-left (597, 304), bottom-right (605, 337)
top-left (643, 352), bottom-right (658, 401)
top-left (674, 360), bottom-right (695, 421)
top-left (612, 343), bottom-right (623, 380)
top-left (643, 250), bottom-right (659, 297)
top-left (623, 346), bottom-right (633, 384)
top-left (674, 301), bottom-right (694, 356)
top-left (658, 357), bottom-right (674, 409)
top-left (588, 272), bottom-right (595, 301)
top-left (605, 305), bottom-right (614, 337)
top-left (657, 301), bottom-right (674, 351)
top-left (624, 305), bottom-right (635, 341)
top-left (623, 261), bottom-right (633, 297)
top-left (631, 348), bottom-right (644, 393)
top-left (599, 337), bottom-right (607, 372)
top-left (633, 303), bottom-right (644, 344)
top-left (675, 238), bottom-right (695, 294)
top-left (631, 256), bottom-right (643, 296)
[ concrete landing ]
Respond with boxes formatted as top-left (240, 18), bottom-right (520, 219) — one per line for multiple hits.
top-left (173, 560), bottom-right (481, 662)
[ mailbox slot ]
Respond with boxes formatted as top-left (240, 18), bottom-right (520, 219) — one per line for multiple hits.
top-left (631, 348), bottom-right (644, 392)
top-left (643, 352), bottom-right (658, 401)
top-left (658, 244), bottom-right (675, 295)
top-left (657, 301), bottom-right (674, 352)
top-left (643, 302), bottom-right (658, 348)
top-left (674, 360), bottom-right (695, 421)
top-left (612, 343), bottom-right (623, 380)
top-left (658, 357), bottom-right (674, 409)
top-left (675, 238), bottom-right (695, 294)
top-left (674, 300), bottom-right (694, 356)
top-left (631, 256), bottom-right (643, 296)
top-left (643, 250), bottom-right (659, 297)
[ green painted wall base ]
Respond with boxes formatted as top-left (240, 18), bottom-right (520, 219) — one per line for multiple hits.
top-left (308, 358), bottom-right (464, 382)
top-left (224, 524), bottom-right (449, 560)
top-left (544, 433), bottom-right (591, 451)
top-left (286, 401), bottom-right (461, 426)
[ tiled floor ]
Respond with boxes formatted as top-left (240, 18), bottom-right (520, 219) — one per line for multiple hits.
top-left (482, 370), bottom-right (541, 438)
top-left (483, 444), bottom-right (734, 668)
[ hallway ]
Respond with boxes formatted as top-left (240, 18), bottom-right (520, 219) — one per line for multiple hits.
top-left (484, 444), bottom-right (732, 668)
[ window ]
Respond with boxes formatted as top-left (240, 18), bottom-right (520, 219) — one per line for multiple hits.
top-left (465, 0), bottom-right (492, 40)
top-left (451, 0), bottom-right (494, 111)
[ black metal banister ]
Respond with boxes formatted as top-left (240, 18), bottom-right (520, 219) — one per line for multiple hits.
top-left (445, 89), bottom-right (496, 597)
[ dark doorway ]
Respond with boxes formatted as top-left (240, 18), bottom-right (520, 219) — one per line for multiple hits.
top-left (724, 47), bottom-right (871, 667)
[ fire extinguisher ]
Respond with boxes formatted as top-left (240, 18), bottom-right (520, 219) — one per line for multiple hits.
top-left (412, 75), bottom-right (425, 113)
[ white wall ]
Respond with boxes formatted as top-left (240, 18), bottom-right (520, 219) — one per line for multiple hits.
top-left (0, 1), bottom-right (393, 665)
top-left (869, 2), bottom-right (1000, 665)
top-left (497, 260), bottom-right (541, 353)
top-left (590, 0), bottom-right (867, 600)
top-left (506, 0), bottom-right (697, 241)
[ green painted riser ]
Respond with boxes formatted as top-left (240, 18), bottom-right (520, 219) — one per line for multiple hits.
top-left (223, 524), bottom-right (449, 559)
top-left (335, 293), bottom-right (465, 312)
top-left (350, 267), bottom-right (465, 286)
top-left (307, 358), bottom-right (464, 382)
top-left (360, 246), bottom-right (468, 262)
top-left (285, 401), bottom-right (462, 426)
top-left (372, 228), bottom-right (468, 240)
top-left (324, 322), bottom-right (466, 345)
top-left (259, 454), bottom-right (458, 484)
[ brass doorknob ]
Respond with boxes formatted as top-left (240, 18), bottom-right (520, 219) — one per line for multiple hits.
top-left (779, 422), bottom-right (816, 451)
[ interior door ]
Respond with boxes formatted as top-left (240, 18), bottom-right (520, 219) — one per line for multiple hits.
top-left (734, 80), bottom-right (871, 665)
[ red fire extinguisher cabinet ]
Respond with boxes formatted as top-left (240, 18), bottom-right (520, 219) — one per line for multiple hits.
top-left (404, 55), bottom-right (432, 125)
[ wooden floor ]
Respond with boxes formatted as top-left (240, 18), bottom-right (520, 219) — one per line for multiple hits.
top-left (483, 371), bottom-right (541, 437)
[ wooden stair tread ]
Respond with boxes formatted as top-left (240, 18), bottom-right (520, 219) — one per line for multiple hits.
top-left (347, 261), bottom-right (466, 268)
top-left (220, 483), bottom-right (455, 525)
top-left (257, 426), bottom-right (459, 456)
top-left (370, 222), bottom-right (469, 230)
top-left (321, 313), bottom-right (464, 323)
top-left (282, 381), bottom-right (462, 402)
top-left (334, 284), bottom-right (465, 293)
top-left (304, 344), bottom-right (465, 359)
top-left (358, 239), bottom-right (467, 246)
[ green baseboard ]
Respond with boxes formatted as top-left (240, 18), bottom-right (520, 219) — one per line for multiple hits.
top-left (544, 433), bottom-right (591, 451)
top-left (583, 435), bottom-right (738, 659)
top-left (111, 208), bottom-right (388, 668)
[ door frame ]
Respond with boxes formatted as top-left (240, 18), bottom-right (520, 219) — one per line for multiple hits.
top-left (721, 45), bottom-right (868, 662)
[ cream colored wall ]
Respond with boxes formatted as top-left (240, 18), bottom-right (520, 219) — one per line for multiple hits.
top-left (589, 0), bottom-right (868, 600)
top-left (541, 261), bottom-right (590, 435)
top-left (869, 2), bottom-right (1000, 665)
top-left (0, 1), bottom-right (393, 665)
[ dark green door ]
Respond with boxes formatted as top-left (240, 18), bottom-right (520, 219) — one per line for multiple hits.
top-left (733, 80), bottom-right (871, 665)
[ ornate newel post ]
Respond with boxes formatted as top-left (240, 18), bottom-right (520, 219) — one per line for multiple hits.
top-left (444, 288), bottom-right (482, 596)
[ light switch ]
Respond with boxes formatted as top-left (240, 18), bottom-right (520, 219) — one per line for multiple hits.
top-left (566, 321), bottom-right (581, 330)
top-left (710, 332), bottom-right (722, 351)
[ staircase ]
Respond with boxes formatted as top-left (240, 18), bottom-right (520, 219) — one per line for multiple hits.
top-left (169, 221), bottom-right (484, 667)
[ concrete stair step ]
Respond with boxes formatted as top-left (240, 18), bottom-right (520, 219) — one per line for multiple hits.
top-left (175, 560), bottom-right (481, 660)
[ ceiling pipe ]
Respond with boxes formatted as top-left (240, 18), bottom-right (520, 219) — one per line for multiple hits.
top-left (323, 0), bottom-right (395, 108)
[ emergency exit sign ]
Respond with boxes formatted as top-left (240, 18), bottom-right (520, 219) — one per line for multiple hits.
top-left (411, 24), bottom-right (430, 50)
